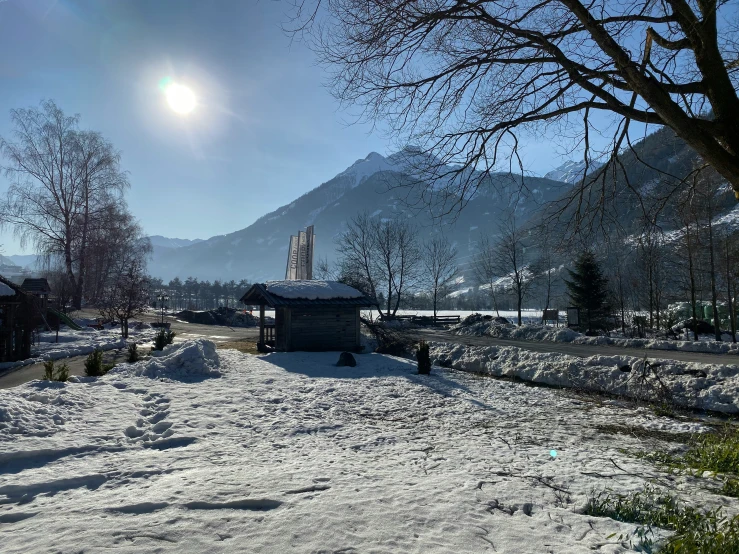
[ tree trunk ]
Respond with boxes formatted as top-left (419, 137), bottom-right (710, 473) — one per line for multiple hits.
top-left (725, 239), bottom-right (736, 343)
top-left (707, 217), bottom-right (722, 341)
top-left (687, 226), bottom-right (699, 341)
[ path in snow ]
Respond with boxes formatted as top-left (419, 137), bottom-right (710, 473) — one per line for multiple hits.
top-left (1, 342), bottom-right (732, 553)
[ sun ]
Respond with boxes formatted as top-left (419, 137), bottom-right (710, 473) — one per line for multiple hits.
top-left (165, 83), bottom-right (196, 114)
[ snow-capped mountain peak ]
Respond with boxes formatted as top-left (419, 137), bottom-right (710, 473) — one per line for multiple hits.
top-left (544, 160), bottom-right (603, 184)
top-left (335, 151), bottom-right (397, 188)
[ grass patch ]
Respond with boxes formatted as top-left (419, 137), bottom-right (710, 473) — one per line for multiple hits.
top-left (640, 426), bottom-right (739, 497)
top-left (217, 340), bottom-right (260, 355)
top-left (584, 485), bottom-right (739, 553)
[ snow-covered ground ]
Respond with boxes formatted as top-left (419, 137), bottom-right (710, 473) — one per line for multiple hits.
top-left (453, 319), bottom-right (739, 355)
top-left (0, 324), bottom-right (157, 372)
top-left (1, 340), bottom-right (734, 552)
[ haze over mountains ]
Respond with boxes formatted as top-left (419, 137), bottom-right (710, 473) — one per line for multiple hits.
top-left (146, 149), bottom-right (573, 282)
top-left (6, 128), bottom-right (736, 285)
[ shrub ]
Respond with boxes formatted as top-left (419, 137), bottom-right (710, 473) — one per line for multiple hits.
top-left (55, 363), bottom-right (69, 382)
top-left (153, 329), bottom-right (176, 351)
top-left (84, 349), bottom-right (105, 377)
top-left (41, 360), bottom-right (70, 382)
top-left (127, 343), bottom-right (140, 363)
top-left (417, 341), bottom-right (431, 375)
top-left (584, 485), bottom-right (739, 553)
top-left (42, 360), bottom-right (54, 381)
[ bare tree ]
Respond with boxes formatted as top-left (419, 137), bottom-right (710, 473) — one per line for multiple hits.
top-left (293, 1), bottom-right (739, 226)
top-left (98, 230), bottom-right (152, 338)
top-left (494, 218), bottom-right (532, 326)
top-left (0, 101), bottom-right (129, 309)
top-left (421, 235), bottom-right (458, 319)
top-left (472, 234), bottom-right (501, 317)
top-left (336, 212), bottom-right (420, 317)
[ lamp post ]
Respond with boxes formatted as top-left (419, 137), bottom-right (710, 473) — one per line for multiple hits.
top-left (157, 294), bottom-right (169, 325)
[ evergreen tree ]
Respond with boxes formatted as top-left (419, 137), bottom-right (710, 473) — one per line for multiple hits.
top-left (565, 251), bottom-right (611, 332)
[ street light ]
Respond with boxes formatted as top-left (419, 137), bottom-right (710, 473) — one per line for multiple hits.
top-left (156, 294), bottom-right (169, 325)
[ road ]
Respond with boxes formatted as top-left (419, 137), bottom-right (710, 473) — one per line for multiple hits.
top-left (410, 328), bottom-right (739, 365)
top-left (0, 316), bottom-right (259, 390)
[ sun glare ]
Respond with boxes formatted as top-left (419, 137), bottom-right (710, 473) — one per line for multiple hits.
top-left (165, 83), bottom-right (196, 114)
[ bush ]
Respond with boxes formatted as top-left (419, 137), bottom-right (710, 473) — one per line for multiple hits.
top-left (41, 360), bottom-right (70, 382)
top-left (127, 343), bottom-right (140, 363)
top-left (417, 341), bottom-right (431, 375)
top-left (84, 349), bottom-right (105, 377)
top-left (584, 485), bottom-right (739, 553)
top-left (153, 329), bottom-right (176, 351)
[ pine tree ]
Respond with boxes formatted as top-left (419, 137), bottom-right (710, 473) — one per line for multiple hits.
top-left (565, 251), bottom-right (611, 332)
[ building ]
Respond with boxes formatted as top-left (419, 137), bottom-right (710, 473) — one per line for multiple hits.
top-left (21, 278), bottom-right (52, 311)
top-left (0, 275), bottom-right (45, 362)
top-left (239, 280), bottom-right (375, 352)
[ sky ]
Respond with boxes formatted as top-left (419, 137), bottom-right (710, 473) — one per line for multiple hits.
top-left (0, 0), bottom-right (573, 255)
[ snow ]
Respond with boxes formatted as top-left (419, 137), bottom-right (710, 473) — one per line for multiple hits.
top-left (2, 341), bottom-right (733, 552)
top-left (453, 319), bottom-right (739, 355)
top-left (0, 282), bottom-right (16, 296)
top-left (429, 342), bottom-right (739, 413)
top-left (337, 151), bottom-right (396, 187)
top-left (110, 339), bottom-right (221, 380)
top-left (0, 325), bottom-right (157, 372)
top-left (266, 280), bottom-right (365, 300)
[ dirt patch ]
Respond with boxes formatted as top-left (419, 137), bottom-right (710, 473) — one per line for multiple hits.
top-left (216, 340), bottom-right (260, 355)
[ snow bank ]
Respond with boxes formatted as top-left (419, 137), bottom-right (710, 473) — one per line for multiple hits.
top-left (266, 280), bottom-right (364, 300)
top-left (453, 317), bottom-right (739, 355)
top-left (430, 342), bottom-right (739, 413)
top-left (111, 339), bottom-right (221, 380)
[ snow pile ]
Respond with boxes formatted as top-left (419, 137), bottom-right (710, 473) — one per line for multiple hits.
top-left (266, 280), bottom-right (365, 300)
top-left (453, 317), bottom-right (739, 355)
top-left (112, 339), bottom-right (221, 380)
top-left (430, 342), bottom-right (739, 413)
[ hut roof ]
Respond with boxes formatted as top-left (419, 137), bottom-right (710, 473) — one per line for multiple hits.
top-left (240, 281), bottom-right (375, 307)
top-left (21, 278), bottom-right (51, 294)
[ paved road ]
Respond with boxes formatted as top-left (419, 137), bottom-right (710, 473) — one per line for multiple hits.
top-left (0, 317), bottom-right (259, 390)
top-left (410, 328), bottom-right (739, 365)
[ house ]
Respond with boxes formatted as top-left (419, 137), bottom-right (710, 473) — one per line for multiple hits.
top-left (239, 280), bottom-right (375, 352)
top-left (0, 275), bottom-right (45, 362)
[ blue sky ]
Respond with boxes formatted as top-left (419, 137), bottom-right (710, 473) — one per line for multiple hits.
top-left (0, 0), bottom-right (575, 255)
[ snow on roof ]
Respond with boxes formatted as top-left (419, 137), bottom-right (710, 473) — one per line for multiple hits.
top-left (266, 280), bottom-right (364, 300)
top-left (0, 282), bottom-right (17, 297)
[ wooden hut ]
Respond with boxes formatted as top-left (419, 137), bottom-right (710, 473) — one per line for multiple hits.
top-left (240, 281), bottom-right (374, 352)
top-left (21, 278), bottom-right (52, 311)
top-left (0, 275), bottom-right (43, 362)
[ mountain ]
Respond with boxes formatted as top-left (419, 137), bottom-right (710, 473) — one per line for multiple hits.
top-left (5, 254), bottom-right (40, 269)
top-left (544, 160), bottom-right (603, 184)
top-left (147, 150), bottom-right (572, 282)
top-left (147, 236), bottom-right (205, 249)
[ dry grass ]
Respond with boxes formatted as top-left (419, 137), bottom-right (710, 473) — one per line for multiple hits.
top-left (216, 339), bottom-right (261, 355)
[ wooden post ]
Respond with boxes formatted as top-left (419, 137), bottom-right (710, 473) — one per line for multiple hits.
top-left (259, 304), bottom-right (265, 345)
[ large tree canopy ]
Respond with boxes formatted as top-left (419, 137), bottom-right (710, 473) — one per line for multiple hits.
top-left (296, 0), bottom-right (739, 214)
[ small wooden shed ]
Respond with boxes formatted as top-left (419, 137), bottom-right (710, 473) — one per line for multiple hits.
top-left (240, 280), bottom-right (374, 352)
